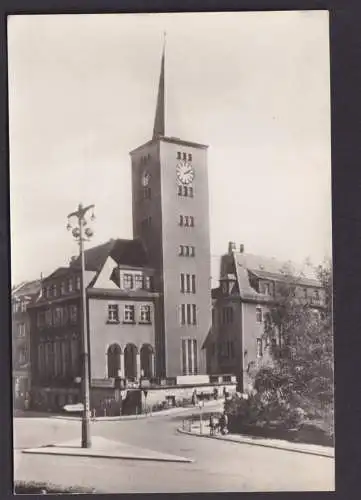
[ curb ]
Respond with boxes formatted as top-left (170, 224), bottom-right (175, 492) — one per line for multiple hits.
top-left (22, 448), bottom-right (193, 464)
top-left (177, 427), bottom-right (334, 459)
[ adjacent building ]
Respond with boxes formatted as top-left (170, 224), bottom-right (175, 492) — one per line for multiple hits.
top-left (12, 280), bottom-right (41, 409)
top-left (28, 238), bottom-right (159, 410)
top-left (204, 242), bottom-right (325, 392)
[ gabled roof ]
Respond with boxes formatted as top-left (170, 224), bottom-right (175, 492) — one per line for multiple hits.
top-left (248, 268), bottom-right (319, 287)
top-left (219, 249), bottom-right (321, 303)
top-left (69, 238), bottom-right (149, 274)
top-left (46, 267), bottom-right (72, 280)
top-left (12, 280), bottom-right (41, 299)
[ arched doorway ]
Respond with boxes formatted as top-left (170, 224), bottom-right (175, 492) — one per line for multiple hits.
top-left (107, 344), bottom-right (121, 378)
top-left (124, 344), bottom-right (138, 380)
top-left (140, 344), bottom-right (154, 378)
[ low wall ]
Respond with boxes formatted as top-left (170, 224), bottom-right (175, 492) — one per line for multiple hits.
top-left (30, 379), bottom-right (237, 415)
top-left (141, 383), bottom-right (237, 409)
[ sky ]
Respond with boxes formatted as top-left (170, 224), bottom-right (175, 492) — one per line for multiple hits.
top-left (8, 11), bottom-right (331, 286)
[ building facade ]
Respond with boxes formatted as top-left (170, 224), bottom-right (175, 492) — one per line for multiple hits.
top-left (204, 242), bottom-right (326, 392)
top-left (27, 45), bottom-right (213, 411)
top-left (29, 239), bottom-right (159, 411)
top-left (12, 280), bottom-right (41, 409)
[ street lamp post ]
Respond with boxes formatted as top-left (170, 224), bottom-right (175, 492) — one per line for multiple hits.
top-left (67, 203), bottom-right (95, 449)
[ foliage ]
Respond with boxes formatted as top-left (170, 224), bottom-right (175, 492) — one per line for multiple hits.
top-left (14, 480), bottom-right (96, 494)
top-left (228, 262), bottom-right (334, 440)
top-left (257, 261), bottom-right (333, 432)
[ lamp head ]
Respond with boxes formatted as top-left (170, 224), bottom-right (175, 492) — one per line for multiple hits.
top-left (72, 227), bottom-right (80, 239)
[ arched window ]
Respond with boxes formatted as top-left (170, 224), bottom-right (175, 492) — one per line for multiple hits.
top-left (107, 344), bottom-right (121, 378)
top-left (140, 344), bottom-right (154, 378)
top-left (124, 344), bottom-right (138, 380)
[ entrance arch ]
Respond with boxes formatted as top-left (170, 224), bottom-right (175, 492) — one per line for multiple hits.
top-left (124, 343), bottom-right (138, 380)
top-left (107, 344), bottom-right (121, 378)
top-left (140, 344), bottom-right (154, 378)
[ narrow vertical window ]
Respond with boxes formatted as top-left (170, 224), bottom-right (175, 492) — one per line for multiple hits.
top-left (256, 338), bottom-right (263, 357)
top-left (180, 304), bottom-right (186, 325)
top-left (182, 339), bottom-right (187, 374)
top-left (256, 306), bottom-right (262, 323)
top-left (192, 304), bottom-right (197, 325)
top-left (187, 339), bottom-right (192, 374)
top-left (186, 304), bottom-right (192, 325)
top-left (192, 340), bottom-right (198, 374)
top-left (180, 273), bottom-right (185, 293)
top-left (191, 275), bottom-right (196, 293)
top-left (186, 274), bottom-right (191, 293)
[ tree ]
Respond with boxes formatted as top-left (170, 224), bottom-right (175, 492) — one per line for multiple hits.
top-left (254, 262), bottom-right (333, 431)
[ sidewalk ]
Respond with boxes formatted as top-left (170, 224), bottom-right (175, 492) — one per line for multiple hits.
top-left (15, 399), bottom-right (225, 422)
top-left (22, 436), bottom-right (193, 463)
top-left (178, 421), bottom-right (334, 459)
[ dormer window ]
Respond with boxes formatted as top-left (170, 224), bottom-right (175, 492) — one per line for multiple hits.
top-left (123, 274), bottom-right (133, 290)
top-left (263, 282), bottom-right (271, 295)
top-left (134, 274), bottom-right (143, 290)
top-left (144, 276), bottom-right (152, 290)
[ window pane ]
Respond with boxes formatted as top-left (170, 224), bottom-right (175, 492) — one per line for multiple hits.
top-left (182, 339), bottom-right (187, 374)
top-left (187, 304), bottom-right (191, 324)
top-left (256, 338), bottom-right (263, 357)
top-left (192, 304), bottom-right (197, 325)
top-left (187, 339), bottom-right (192, 375)
top-left (193, 340), bottom-right (198, 374)
top-left (181, 304), bottom-right (186, 325)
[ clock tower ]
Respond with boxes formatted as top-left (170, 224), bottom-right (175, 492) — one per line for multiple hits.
top-left (130, 42), bottom-right (212, 378)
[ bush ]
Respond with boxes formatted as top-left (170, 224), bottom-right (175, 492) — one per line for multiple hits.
top-left (14, 481), bottom-right (96, 494)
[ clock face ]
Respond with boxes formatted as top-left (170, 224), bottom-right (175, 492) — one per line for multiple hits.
top-left (176, 160), bottom-right (194, 185)
top-left (142, 172), bottom-right (150, 187)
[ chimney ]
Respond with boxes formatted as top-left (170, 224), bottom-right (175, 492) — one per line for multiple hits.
top-left (240, 244), bottom-right (245, 253)
top-left (228, 241), bottom-right (236, 254)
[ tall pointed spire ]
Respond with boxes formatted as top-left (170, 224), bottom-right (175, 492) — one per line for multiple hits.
top-left (152, 33), bottom-right (166, 139)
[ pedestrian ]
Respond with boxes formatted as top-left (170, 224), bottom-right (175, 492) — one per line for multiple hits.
top-left (192, 390), bottom-right (198, 406)
top-left (213, 387), bottom-right (218, 400)
top-left (221, 412), bottom-right (229, 435)
top-left (209, 414), bottom-right (216, 436)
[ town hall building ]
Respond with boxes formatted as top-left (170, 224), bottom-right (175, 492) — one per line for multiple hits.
top-left (27, 43), bottom-right (214, 411)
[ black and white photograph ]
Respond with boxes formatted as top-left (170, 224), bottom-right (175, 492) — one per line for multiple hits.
top-left (9, 11), bottom-right (334, 493)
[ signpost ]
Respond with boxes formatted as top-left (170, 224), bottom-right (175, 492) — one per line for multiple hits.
top-left (199, 398), bottom-right (205, 434)
top-left (143, 389), bottom-right (148, 415)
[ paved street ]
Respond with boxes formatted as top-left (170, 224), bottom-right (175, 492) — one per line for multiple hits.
top-left (14, 405), bottom-right (335, 493)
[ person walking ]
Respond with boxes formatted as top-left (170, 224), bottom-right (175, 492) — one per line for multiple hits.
top-left (209, 414), bottom-right (216, 436)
